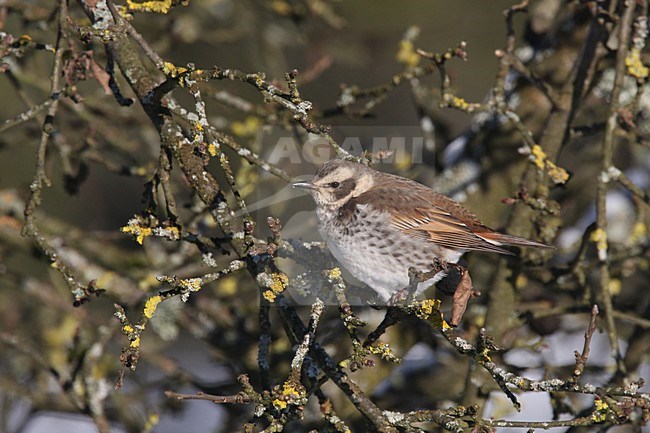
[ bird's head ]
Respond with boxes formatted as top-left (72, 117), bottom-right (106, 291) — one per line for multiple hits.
top-left (293, 159), bottom-right (374, 207)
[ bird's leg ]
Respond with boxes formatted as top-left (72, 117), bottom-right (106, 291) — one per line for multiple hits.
top-left (430, 257), bottom-right (448, 273)
top-left (387, 268), bottom-right (421, 306)
top-left (388, 260), bottom-right (459, 305)
top-left (387, 290), bottom-right (408, 306)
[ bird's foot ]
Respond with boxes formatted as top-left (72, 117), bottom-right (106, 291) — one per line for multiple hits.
top-left (387, 287), bottom-right (410, 306)
top-left (432, 258), bottom-right (465, 274)
top-left (431, 257), bottom-right (448, 271)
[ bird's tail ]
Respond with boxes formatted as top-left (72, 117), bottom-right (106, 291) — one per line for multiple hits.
top-left (476, 232), bottom-right (554, 250)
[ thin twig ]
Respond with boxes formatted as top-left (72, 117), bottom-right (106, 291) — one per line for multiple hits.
top-left (0, 98), bottom-right (53, 133)
top-left (164, 390), bottom-right (251, 404)
top-left (21, 0), bottom-right (97, 304)
top-left (595, 0), bottom-right (636, 377)
top-left (571, 304), bottom-right (599, 384)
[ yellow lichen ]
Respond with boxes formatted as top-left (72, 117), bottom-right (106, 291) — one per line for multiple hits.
top-left (479, 350), bottom-right (492, 363)
top-left (271, 0), bottom-right (292, 15)
top-left (122, 324), bottom-right (135, 334)
top-left (114, 5), bottom-right (134, 20)
top-left (590, 228), bottom-right (608, 253)
top-left (178, 278), bottom-right (202, 292)
top-left (396, 39), bottom-right (420, 68)
top-left (626, 48), bottom-right (649, 79)
top-left (91, 362), bottom-right (109, 379)
top-left (144, 413), bottom-right (160, 431)
top-left (472, 314), bottom-right (485, 328)
top-left (415, 298), bottom-right (441, 320)
top-left (130, 337), bottom-right (140, 348)
top-left (161, 61), bottom-right (188, 78)
top-left (253, 75), bottom-right (265, 88)
top-left (440, 319), bottom-right (452, 330)
top-left (126, 0), bottom-right (174, 14)
top-left (547, 162), bottom-right (570, 184)
top-left (235, 166), bottom-right (258, 198)
top-left (515, 274), bottom-right (528, 289)
top-left (207, 143), bottom-right (219, 157)
top-left (328, 267), bottom-right (342, 279)
top-left (367, 342), bottom-right (399, 362)
top-left (282, 382), bottom-right (298, 396)
top-left (415, 299), bottom-right (451, 330)
top-left (531, 145), bottom-right (547, 169)
top-left (272, 382), bottom-right (301, 410)
top-left (594, 398), bottom-right (608, 411)
top-left (591, 411), bottom-right (607, 423)
top-left (608, 278), bottom-right (622, 296)
top-left (96, 271), bottom-right (117, 288)
top-left (217, 277), bottom-right (237, 296)
top-left (262, 290), bottom-right (277, 302)
top-left (273, 398), bottom-right (287, 410)
top-left (121, 223), bottom-right (152, 245)
top-left (45, 316), bottom-right (80, 368)
top-left (144, 295), bottom-right (162, 319)
top-left (630, 222), bottom-right (647, 243)
top-left (394, 154), bottom-right (412, 171)
top-left (591, 398), bottom-right (609, 422)
top-left (270, 273), bottom-right (288, 293)
top-left (260, 272), bottom-right (288, 302)
top-left (231, 116), bottom-right (261, 137)
top-left (529, 145), bottom-right (569, 184)
top-left (139, 274), bottom-right (160, 290)
top-left (164, 225), bottom-right (180, 240)
top-left (451, 96), bottom-right (469, 110)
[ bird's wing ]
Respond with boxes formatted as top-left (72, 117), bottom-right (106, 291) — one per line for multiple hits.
top-left (352, 187), bottom-right (514, 255)
top-left (391, 204), bottom-right (514, 254)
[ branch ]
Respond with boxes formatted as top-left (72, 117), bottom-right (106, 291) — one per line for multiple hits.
top-left (164, 390), bottom-right (251, 404)
top-left (0, 98), bottom-right (53, 133)
top-left (571, 304), bottom-right (599, 384)
top-left (594, 0), bottom-right (637, 377)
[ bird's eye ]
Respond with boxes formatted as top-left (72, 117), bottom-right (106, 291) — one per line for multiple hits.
top-left (329, 182), bottom-right (340, 188)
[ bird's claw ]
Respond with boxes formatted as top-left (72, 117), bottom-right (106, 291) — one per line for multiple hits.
top-left (387, 287), bottom-right (409, 306)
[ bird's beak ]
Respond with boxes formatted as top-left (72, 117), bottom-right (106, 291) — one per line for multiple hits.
top-left (292, 181), bottom-right (318, 191)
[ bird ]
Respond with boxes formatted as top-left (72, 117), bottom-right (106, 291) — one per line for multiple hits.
top-left (293, 158), bottom-right (552, 303)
